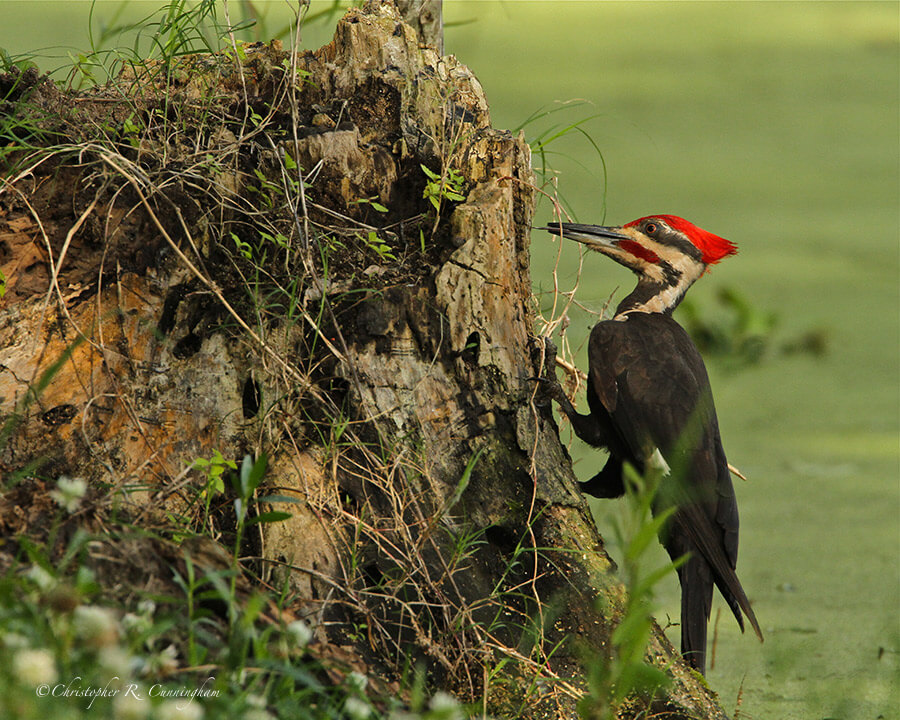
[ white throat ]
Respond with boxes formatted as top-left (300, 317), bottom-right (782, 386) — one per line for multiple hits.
top-left (614, 256), bottom-right (705, 320)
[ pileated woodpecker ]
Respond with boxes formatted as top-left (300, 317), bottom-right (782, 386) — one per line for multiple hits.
top-left (539, 214), bottom-right (762, 675)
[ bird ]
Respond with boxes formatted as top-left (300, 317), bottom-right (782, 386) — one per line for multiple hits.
top-left (538, 214), bottom-right (763, 675)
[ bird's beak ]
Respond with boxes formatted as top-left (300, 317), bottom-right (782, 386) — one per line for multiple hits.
top-left (541, 223), bottom-right (631, 251)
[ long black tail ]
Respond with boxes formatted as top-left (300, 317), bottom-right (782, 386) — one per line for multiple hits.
top-left (677, 547), bottom-right (763, 675)
top-left (684, 522), bottom-right (764, 644)
top-left (678, 555), bottom-right (714, 674)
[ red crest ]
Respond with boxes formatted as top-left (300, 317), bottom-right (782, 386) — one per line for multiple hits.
top-left (625, 215), bottom-right (737, 265)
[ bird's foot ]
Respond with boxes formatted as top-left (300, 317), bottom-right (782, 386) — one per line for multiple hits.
top-left (524, 376), bottom-right (548, 410)
top-left (528, 375), bottom-right (568, 407)
top-left (530, 335), bottom-right (559, 379)
top-left (526, 337), bottom-right (571, 410)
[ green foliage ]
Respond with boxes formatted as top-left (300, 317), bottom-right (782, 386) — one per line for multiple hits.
top-left (95, 0), bottom-right (258, 85)
top-left (120, 112), bottom-right (143, 147)
top-left (0, 68), bottom-right (61, 160)
top-left (231, 454), bottom-right (291, 559)
top-left (0, 440), bottom-right (477, 719)
top-left (516, 100), bottom-right (608, 220)
top-left (362, 230), bottom-right (397, 262)
top-left (230, 231), bottom-right (254, 260)
top-left (259, 231), bottom-right (291, 253)
top-left (0, 523), bottom-right (436, 719)
top-left (421, 163), bottom-right (466, 212)
top-left (0, 48), bottom-right (38, 74)
top-left (0, 561), bottom-right (474, 719)
top-left (579, 464), bottom-right (679, 719)
top-left (679, 286), bottom-right (828, 369)
top-left (679, 287), bottom-right (778, 365)
top-left (245, 152), bottom-right (306, 214)
top-left (248, 168), bottom-right (283, 209)
top-left (350, 196), bottom-right (389, 214)
top-left (192, 449), bottom-right (237, 523)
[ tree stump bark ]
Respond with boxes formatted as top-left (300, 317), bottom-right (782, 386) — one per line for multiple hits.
top-left (396, 0), bottom-right (443, 53)
top-left (0, 2), bottom-right (729, 717)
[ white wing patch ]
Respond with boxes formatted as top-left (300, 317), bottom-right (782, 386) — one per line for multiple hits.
top-left (648, 447), bottom-right (671, 475)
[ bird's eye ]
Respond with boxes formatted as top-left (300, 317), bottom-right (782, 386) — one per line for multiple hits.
top-left (644, 222), bottom-right (658, 235)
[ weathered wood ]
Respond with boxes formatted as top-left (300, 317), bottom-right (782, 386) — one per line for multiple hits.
top-left (395, 0), bottom-right (443, 53)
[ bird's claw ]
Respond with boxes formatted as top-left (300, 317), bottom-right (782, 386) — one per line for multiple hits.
top-left (527, 383), bottom-right (553, 410)
top-left (526, 335), bottom-right (570, 410)
top-left (530, 336), bottom-right (558, 377)
top-left (526, 374), bottom-right (569, 408)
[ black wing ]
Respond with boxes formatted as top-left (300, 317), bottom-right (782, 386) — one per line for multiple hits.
top-left (587, 314), bottom-right (762, 660)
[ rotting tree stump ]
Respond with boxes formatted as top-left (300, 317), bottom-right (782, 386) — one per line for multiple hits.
top-left (0, 2), bottom-right (730, 717)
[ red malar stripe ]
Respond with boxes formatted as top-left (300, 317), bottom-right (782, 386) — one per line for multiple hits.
top-left (619, 239), bottom-right (659, 264)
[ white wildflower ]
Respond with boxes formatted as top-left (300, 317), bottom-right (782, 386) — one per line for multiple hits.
top-left (156, 699), bottom-right (204, 720)
top-left (122, 611), bottom-right (152, 636)
top-left (73, 605), bottom-right (119, 648)
top-left (344, 696), bottom-right (371, 720)
top-left (245, 694), bottom-right (266, 709)
top-left (286, 619), bottom-right (312, 649)
top-left (2, 632), bottom-right (30, 650)
top-left (346, 671), bottom-right (368, 693)
top-left (97, 646), bottom-right (133, 679)
top-left (113, 689), bottom-right (150, 720)
top-left (122, 599), bottom-right (155, 636)
top-left (429, 691), bottom-right (464, 720)
top-left (13, 647), bottom-right (57, 686)
top-left (50, 476), bottom-right (87, 513)
top-left (241, 694), bottom-right (275, 720)
top-left (243, 711), bottom-right (274, 720)
top-left (145, 644), bottom-right (179, 676)
top-left (25, 564), bottom-right (56, 591)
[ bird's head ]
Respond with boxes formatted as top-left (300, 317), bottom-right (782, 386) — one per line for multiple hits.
top-left (544, 214), bottom-right (736, 283)
top-left (543, 215), bottom-right (737, 314)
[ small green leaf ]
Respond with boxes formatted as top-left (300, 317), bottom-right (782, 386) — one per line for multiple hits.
top-left (445, 447), bottom-right (483, 511)
top-left (257, 494), bottom-right (306, 505)
top-left (238, 453), bottom-right (268, 498)
top-left (420, 163), bottom-right (441, 181)
top-left (247, 511), bottom-right (292, 525)
top-left (237, 455), bottom-right (251, 497)
top-left (632, 561), bottom-right (679, 598)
